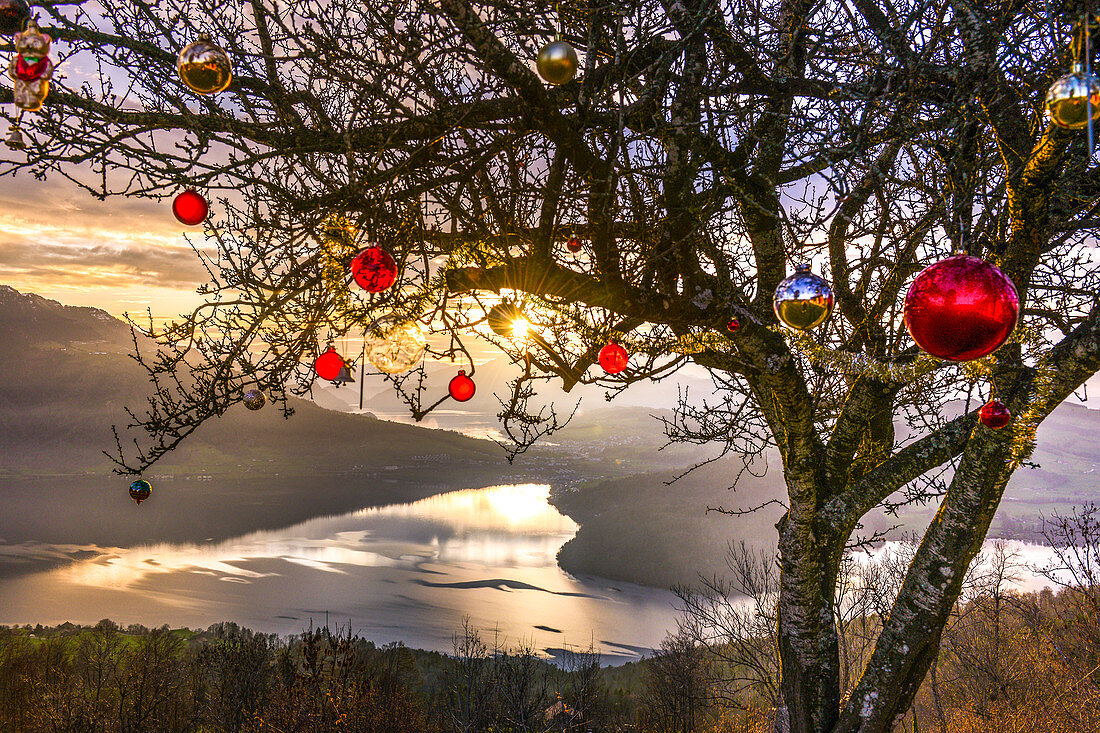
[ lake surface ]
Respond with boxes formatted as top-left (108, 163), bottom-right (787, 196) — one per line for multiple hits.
top-left (0, 481), bottom-right (1072, 664)
top-left (0, 484), bottom-right (680, 663)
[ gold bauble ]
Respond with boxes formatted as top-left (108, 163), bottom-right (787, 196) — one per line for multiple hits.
top-left (177, 36), bottom-right (233, 94)
top-left (536, 38), bottom-right (579, 85)
top-left (1046, 63), bottom-right (1100, 130)
top-left (365, 315), bottom-right (427, 374)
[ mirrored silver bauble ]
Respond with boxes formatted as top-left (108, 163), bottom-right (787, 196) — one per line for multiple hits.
top-left (177, 36), bottom-right (233, 94)
top-left (536, 37), bottom-right (579, 85)
top-left (243, 389), bottom-right (266, 411)
top-left (773, 263), bottom-right (834, 330)
top-left (1046, 63), bottom-right (1100, 130)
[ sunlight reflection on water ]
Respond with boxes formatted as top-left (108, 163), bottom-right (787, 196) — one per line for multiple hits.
top-left (0, 484), bottom-right (678, 663)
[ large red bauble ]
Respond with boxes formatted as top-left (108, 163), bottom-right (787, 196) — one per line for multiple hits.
top-left (350, 246), bottom-right (397, 292)
top-left (172, 189), bottom-right (209, 226)
top-left (448, 369), bottom-right (476, 402)
top-left (314, 346), bottom-right (345, 381)
top-left (979, 399), bottom-right (1011, 429)
top-left (598, 342), bottom-right (628, 374)
top-left (566, 236), bottom-right (583, 253)
top-left (903, 255), bottom-right (1019, 361)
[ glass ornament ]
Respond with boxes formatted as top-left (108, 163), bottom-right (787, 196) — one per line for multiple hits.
top-left (243, 389), bottom-right (266, 411)
top-left (903, 254), bottom-right (1019, 362)
top-left (536, 36), bottom-right (579, 85)
top-left (726, 317), bottom-right (741, 333)
top-left (350, 245), bottom-right (398, 292)
top-left (486, 302), bottom-right (524, 338)
top-left (566, 235), bottom-right (583, 253)
top-left (177, 36), bottom-right (233, 94)
top-left (448, 369), bottom-right (476, 402)
top-left (314, 346), bottom-right (345, 381)
top-left (599, 342), bottom-right (628, 374)
top-left (0, 0), bottom-right (30, 35)
top-left (9, 18), bottom-right (52, 112)
top-left (773, 264), bottom-right (834, 330)
top-left (129, 479), bottom-right (152, 505)
top-left (365, 315), bottom-right (426, 373)
top-left (1046, 63), bottom-right (1100, 130)
top-left (172, 189), bottom-right (208, 226)
top-left (979, 399), bottom-right (1011, 429)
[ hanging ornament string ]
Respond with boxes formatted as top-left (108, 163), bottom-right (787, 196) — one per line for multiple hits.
top-left (1086, 12), bottom-right (1095, 163)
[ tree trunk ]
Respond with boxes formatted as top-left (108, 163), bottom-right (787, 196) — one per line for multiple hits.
top-left (774, 511), bottom-right (842, 733)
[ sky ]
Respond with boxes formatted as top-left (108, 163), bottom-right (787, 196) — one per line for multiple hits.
top-left (2, 169), bottom-right (1098, 411)
top-left (0, 172), bottom-right (211, 317)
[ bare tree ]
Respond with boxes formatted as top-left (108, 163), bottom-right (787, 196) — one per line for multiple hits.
top-left (442, 618), bottom-right (493, 733)
top-left (644, 628), bottom-right (712, 733)
top-left (7, 0), bottom-right (1100, 731)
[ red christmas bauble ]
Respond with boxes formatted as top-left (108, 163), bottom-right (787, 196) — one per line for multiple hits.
top-left (566, 236), bottom-right (583, 253)
top-left (599, 342), bottom-right (628, 374)
top-left (172, 189), bottom-right (208, 226)
top-left (350, 246), bottom-right (397, 292)
top-left (314, 346), bottom-right (345, 381)
top-left (979, 399), bottom-right (1011, 429)
top-left (903, 255), bottom-right (1019, 362)
top-left (449, 369), bottom-right (476, 402)
top-left (726, 317), bottom-right (741, 333)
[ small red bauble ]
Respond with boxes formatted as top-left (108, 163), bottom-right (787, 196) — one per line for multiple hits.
top-left (903, 255), bottom-right (1019, 362)
top-left (314, 346), bottom-right (345, 381)
top-left (566, 236), bottom-right (583, 253)
top-left (726, 317), bottom-right (741, 333)
top-left (172, 189), bottom-right (209, 226)
top-left (350, 246), bottom-right (397, 292)
top-left (448, 369), bottom-right (476, 402)
top-left (598, 342), bottom-right (628, 374)
top-left (979, 399), bottom-right (1011, 429)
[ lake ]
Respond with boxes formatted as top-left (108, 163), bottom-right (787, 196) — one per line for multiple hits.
top-left (0, 483), bottom-right (680, 663)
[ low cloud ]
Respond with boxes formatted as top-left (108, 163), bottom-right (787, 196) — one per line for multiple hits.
top-left (0, 174), bottom-right (214, 294)
top-left (0, 238), bottom-right (209, 289)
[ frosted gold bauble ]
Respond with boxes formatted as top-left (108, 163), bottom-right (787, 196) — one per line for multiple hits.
top-left (1046, 63), bottom-right (1100, 130)
top-left (536, 38), bottom-right (578, 85)
top-left (365, 315), bottom-right (427, 373)
top-left (773, 263), bottom-right (834, 331)
top-left (177, 36), bottom-right (233, 94)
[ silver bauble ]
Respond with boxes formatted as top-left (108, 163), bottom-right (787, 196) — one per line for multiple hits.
top-left (243, 389), bottom-right (266, 411)
top-left (773, 263), bottom-right (834, 331)
top-left (177, 36), bottom-right (233, 94)
top-left (536, 37), bottom-right (579, 85)
top-left (1046, 63), bottom-right (1100, 130)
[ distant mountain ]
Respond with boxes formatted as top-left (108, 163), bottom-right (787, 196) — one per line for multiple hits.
top-left (0, 285), bottom-right (511, 476)
top-left (0, 285), bottom-right (132, 346)
top-left (554, 401), bottom-right (1100, 588)
top-left (0, 286), bottom-right (544, 548)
